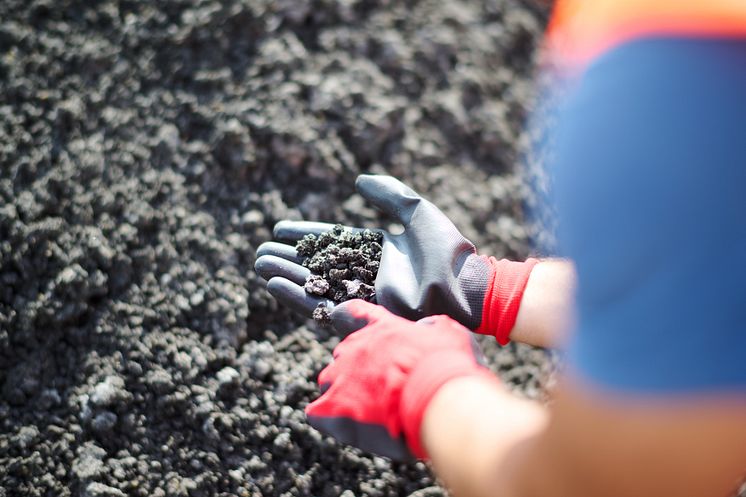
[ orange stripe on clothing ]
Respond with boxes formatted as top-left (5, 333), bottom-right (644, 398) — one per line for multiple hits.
top-left (547, 0), bottom-right (746, 70)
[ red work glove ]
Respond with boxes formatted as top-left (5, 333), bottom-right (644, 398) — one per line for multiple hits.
top-left (305, 299), bottom-right (499, 461)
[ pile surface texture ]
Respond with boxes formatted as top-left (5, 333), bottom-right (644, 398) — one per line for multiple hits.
top-left (0, 1), bottom-right (571, 496)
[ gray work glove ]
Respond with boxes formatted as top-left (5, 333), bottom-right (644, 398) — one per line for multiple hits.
top-left (255, 174), bottom-right (537, 342)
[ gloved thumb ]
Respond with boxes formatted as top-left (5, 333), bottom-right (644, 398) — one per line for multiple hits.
top-left (330, 299), bottom-right (389, 335)
top-left (355, 175), bottom-right (422, 226)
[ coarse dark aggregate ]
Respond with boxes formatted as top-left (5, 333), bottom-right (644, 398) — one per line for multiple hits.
top-left (297, 225), bottom-right (382, 316)
top-left (311, 303), bottom-right (333, 327)
top-left (0, 0), bottom-right (655, 496)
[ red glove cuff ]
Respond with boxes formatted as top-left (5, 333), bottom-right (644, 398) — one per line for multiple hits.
top-left (400, 350), bottom-right (497, 459)
top-left (476, 257), bottom-right (539, 345)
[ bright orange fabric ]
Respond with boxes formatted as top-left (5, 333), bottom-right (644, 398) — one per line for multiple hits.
top-left (546, 0), bottom-right (746, 69)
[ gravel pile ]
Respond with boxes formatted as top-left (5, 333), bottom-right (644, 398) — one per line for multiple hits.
top-left (0, 1), bottom-right (561, 496)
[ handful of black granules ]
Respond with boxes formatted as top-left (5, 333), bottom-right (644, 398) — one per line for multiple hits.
top-left (295, 224), bottom-right (383, 323)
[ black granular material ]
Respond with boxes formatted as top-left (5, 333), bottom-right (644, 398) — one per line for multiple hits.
top-left (312, 303), bottom-right (333, 326)
top-left (297, 225), bottom-right (383, 310)
top-left (0, 1), bottom-right (601, 496)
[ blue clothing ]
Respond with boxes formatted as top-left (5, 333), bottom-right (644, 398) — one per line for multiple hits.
top-left (551, 38), bottom-right (746, 393)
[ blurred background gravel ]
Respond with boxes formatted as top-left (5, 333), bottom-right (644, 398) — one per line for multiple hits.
top-left (0, 1), bottom-right (557, 496)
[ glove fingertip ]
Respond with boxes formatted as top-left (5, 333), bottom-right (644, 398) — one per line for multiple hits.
top-left (305, 394), bottom-right (332, 419)
top-left (305, 406), bottom-right (321, 422)
top-left (354, 173), bottom-right (372, 185)
top-left (272, 219), bottom-right (291, 238)
top-left (267, 277), bottom-right (330, 318)
top-left (253, 255), bottom-right (277, 279)
top-left (331, 299), bottom-right (389, 334)
top-left (354, 175), bottom-right (381, 204)
top-left (304, 401), bottom-right (318, 417)
top-left (355, 174), bottom-right (421, 223)
top-left (317, 363), bottom-right (336, 387)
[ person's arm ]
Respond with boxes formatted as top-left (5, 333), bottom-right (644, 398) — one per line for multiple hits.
top-left (509, 259), bottom-right (575, 348)
top-left (301, 301), bottom-right (746, 497)
top-left (422, 375), bottom-right (746, 497)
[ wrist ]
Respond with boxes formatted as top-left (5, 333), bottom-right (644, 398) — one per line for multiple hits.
top-left (400, 350), bottom-right (494, 459)
top-left (420, 374), bottom-right (546, 497)
top-left (476, 257), bottom-right (539, 345)
top-left (421, 373), bottom-right (505, 456)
